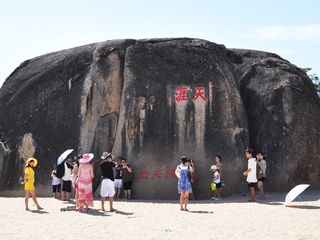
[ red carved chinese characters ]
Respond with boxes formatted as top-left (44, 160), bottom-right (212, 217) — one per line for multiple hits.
top-left (139, 168), bottom-right (176, 180)
top-left (175, 86), bottom-right (208, 102)
top-left (151, 169), bottom-right (162, 179)
top-left (139, 169), bottom-right (149, 180)
top-left (175, 87), bottom-right (189, 102)
top-left (165, 168), bottom-right (176, 179)
top-left (193, 86), bottom-right (208, 102)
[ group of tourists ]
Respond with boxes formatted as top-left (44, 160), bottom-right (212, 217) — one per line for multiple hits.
top-left (210, 155), bottom-right (223, 200)
top-left (23, 148), bottom-right (266, 212)
top-left (175, 149), bottom-right (267, 210)
top-left (24, 151), bottom-right (134, 212)
top-left (243, 149), bottom-right (267, 202)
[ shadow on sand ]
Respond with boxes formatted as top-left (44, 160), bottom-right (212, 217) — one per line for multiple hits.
top-left (185, 190), bottom-right (320, 206)
top-left (114, 210), bottom-right (134, 216)
top-left (187, 210), bottom-right (214, 214)
top-left (81, 209), bottom-right (110, 217)
top-left (82, 209), bottom-right (134, 216)
top-left (30, 210), bottom-right (49, 214)
top-left (257, 201), bottom-right (283, 206)
top-left (286, 205), bottom-right (320, 210)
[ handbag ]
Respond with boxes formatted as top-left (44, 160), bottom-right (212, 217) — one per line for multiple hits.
top-left (210, 180), bottom-right (216, 191)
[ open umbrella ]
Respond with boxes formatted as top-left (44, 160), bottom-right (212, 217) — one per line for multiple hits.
top-left (284, 184), bottom-right (310, 206)
top-left (57, 149), bottom-right (74, 165)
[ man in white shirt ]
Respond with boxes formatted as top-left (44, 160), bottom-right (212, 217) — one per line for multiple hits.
top-left (243, 149), bottom-right (257, 202)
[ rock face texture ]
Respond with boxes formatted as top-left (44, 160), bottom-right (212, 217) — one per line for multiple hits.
top-left (0, 38), bottom-right (319, 199)
top-left (228, 49), bottom-right (320, 190)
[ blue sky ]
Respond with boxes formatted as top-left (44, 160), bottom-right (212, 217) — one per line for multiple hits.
top-left (0, 0), bottom-right (319, 86)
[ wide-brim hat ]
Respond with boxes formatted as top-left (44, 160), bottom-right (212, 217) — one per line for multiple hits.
top-left (210, 165), bottom-right (217, 171)
top-left (26, 158), bottom-right (38, 167)
top-left (80, 153), bottom-right (94, 164)
top-left (101, 152), bottom-right (112, 160)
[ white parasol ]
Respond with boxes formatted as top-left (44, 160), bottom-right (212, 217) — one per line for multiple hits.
top-left (284, 184), bottom-right (310, 206)
top-left (57, 149), bottom-right (74, 165)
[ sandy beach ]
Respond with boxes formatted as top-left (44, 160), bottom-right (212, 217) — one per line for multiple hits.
top-left (1, 191), bottom-right (320, 240)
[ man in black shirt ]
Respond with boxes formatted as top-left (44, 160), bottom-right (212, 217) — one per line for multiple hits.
top-left (100, 152), bottom-right (116, 212)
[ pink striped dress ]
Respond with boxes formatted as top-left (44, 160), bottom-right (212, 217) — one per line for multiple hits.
top-left (78, 164), bottom-right (93, 207)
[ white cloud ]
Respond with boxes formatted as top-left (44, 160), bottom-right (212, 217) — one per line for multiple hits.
top-left (254, 24), bottom-right (320, 41)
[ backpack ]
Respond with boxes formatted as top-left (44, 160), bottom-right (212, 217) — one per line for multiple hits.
top-left (256, 162), bottom-right (263, 180)
top-left (56, 162), bottom-right (65, 179)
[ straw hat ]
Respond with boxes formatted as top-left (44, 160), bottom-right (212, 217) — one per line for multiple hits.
top-left (210, 165), bottom-right (217, 171)
top-left (25, 158), bottom-right (38, 167)
top-left (79, 153), bottom-right (94, 164)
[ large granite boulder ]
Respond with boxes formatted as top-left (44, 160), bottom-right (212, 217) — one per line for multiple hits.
top-left (0, 38), bottom-right (319, 198)
top-left (227, 49), bottom-right (320, 191)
